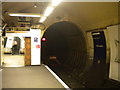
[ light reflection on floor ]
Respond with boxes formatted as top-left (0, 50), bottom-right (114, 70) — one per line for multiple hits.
top-left (3, 54), bottom-right (25, 67)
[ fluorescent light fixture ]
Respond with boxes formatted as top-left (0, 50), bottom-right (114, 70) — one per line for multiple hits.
top-left (51, 0), bottom-right (63, 6)
top-left (39, 16), bottom-right (47, 23)
top-left (9, 13), bottom-right (42, 17)
top-left (39, 0), bottom-right (62, 23)
top-left (44, 6), bottom-right (54, 17)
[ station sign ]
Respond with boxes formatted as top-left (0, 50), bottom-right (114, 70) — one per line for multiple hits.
top-left (5, 27), bottom-right (30, 31)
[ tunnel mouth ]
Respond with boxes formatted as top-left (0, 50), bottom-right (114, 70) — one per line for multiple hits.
top-left (41, 21), bottom-right (120, 88)
top-left (41, 21), bottom-right (89, 87)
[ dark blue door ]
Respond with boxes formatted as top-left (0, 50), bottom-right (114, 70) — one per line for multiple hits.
top-left (86, 31), bottom-right (108, 88)
top-left (92, 31), bottom-right (106, 64)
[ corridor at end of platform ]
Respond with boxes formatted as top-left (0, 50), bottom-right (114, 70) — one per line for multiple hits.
top-left (3, 55), bottom-right (24, 67)
top-left (2, 65), bottom-right (69, 89)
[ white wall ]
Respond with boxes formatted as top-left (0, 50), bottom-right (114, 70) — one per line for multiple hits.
top-left (6, 32), bottom-right (31, 49)
top-left (6, 29), bottom-right (41, 65)
top-left (5, 37), bottom-right (14, 48)
top-left (31, 29), bottom-right (41, 65)
top-left (5, 36), bottom-right (25, 48)
top-left (107, 25), bottom-right (120, 82)
top-left (19, 37), bottom-right (25, 48)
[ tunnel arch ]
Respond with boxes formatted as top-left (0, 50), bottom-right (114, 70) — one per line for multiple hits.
top-left (41, 21), bottom-right (91, 78)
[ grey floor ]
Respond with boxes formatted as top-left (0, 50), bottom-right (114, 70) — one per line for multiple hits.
top-left (2, 65), bottom-right (65, 88)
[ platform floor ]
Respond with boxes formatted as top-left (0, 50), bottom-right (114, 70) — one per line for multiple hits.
top-left (2, 65), bottom-right (66, 89)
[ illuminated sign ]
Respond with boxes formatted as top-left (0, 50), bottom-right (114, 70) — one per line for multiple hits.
top-left (5, 27), bottom-right (30, 31)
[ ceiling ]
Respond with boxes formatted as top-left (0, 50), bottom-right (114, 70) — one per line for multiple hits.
top-left (2, 2), bottom-right (49, 27)
top-left (44, 2), bottom-right (118, 31)
top-left (2, 2), bottom-right (119, 31)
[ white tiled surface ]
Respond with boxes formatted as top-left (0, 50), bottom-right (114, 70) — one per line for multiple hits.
top-left (3, 55), bottom-right (24, 67)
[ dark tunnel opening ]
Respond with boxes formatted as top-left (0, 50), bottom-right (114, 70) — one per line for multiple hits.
top-left (41, 21), bottom-right (120, 88)
top-left (42, 21), bottom-right (88, 70)
top-left (41, 21), bottom-right (90, 88)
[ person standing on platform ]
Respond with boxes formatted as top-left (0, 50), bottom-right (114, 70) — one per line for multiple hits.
top-left (12, 40), bottom-right (18, 55)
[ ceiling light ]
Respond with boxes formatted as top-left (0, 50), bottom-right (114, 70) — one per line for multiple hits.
top-left (44, 6), bottom-right (54, 17)
top-left (34, 3), bottom-right (37, 8)
top-left (34, 5), bottom-right (37, 8)
top-left (9, 13), bottom-right (42, 17)
top-left (51, 0), bottom-right (63, 6)
top-left (39, 17), bottom-right (47, 23)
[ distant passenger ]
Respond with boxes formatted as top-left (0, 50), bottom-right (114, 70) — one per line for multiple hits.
top-left (12, 40), bottom-right (18, 55)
